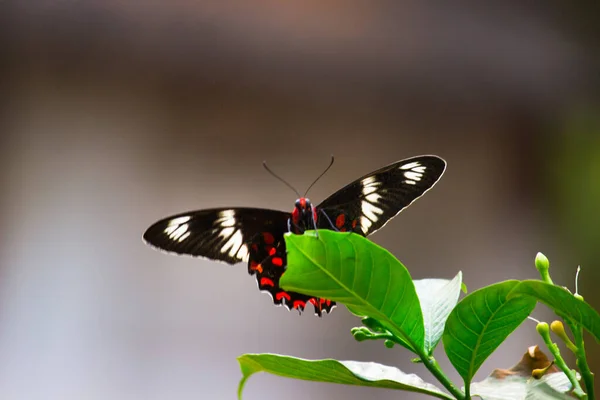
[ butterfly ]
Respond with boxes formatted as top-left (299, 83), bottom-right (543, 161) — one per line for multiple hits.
top-left (143, 155), bottom-right (446, 316)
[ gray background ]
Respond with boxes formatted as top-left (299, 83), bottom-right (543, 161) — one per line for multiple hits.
top-left (1, 2), bottom-right (599, 399)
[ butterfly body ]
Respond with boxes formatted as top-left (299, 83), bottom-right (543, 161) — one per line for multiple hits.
top-left (144, 155), bottom-right (446, 316)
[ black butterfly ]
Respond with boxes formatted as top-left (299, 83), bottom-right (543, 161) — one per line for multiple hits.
top-left (143, 155), bottom-right (446, 316)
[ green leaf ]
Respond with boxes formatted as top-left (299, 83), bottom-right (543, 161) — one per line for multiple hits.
top-left (237, 353), bottom-right (453, 400)
top-left (508, 280), bottom-right (600, 342)
top-left (282, 231), bottom-right (424, 352)
top-left (470, 372), bottom-right (575, 400)
top-left (413, 272), bottom-right (463, 355)
top-left (442, 281), bottom-right (536, 384)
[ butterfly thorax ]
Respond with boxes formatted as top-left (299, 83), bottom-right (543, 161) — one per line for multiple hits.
top-left (290, 197), bottom-right (318, 234)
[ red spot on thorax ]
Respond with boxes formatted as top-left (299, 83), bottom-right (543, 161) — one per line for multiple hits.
top-left (292, 207), bottom-right (300, 224)
top-left (276, 292), bottom-right (291, 301)
top-left (263, 232), bottom-right (275, 244)
top-left (335, 214), bottom-right (346, 228)
top-left (272, 257), bottom-right (283, 267)
top-left (260, 277), bottom-right (275, 287)
top-left (299, 198), bottom-right (306, 208)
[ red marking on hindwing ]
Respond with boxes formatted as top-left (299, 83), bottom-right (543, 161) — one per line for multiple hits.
top-left (251, 244), bottom-right (259, 252)
top-left (263, 232), bottom-right (275, 244)
top-left (260, 277), bottom-right (275, 287)
top-left (309, 298), bottom-right (317, 306)
top-left (250, 261), bottom-right (263, 274)
top-left (268, 247), bottom-right (276, 256)
top-left (340, 227), bottom-right (347, 232)
top-left (276, 292), bottom-right (291, 301)
top-left (352, 219), bottom-right (358, 229)
top-left (335, 214), bottom-right (346, 228)
top-left (272, 257), bottom-right (283, 267)
top-left (293, 300), bottom-right (306, 309)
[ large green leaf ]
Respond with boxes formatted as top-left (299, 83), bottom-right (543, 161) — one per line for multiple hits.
top-left (508, 280), bottom-right (600, 342)
top-left (470, 373), bottom-right (574, 400)
top-left (282, 231), bottom-right (424, 351)
top-left (414, 272), bottom-right (463, 355)
top-left (442, 281), bottom-right (536, 384)
top-left (237, 354), bottom-right (453, 400)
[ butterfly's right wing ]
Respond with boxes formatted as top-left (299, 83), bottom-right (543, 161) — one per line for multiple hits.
top-left (143, 207), bottom-right (335, 315)
top-left (143, 207), bottom-right (290, 264)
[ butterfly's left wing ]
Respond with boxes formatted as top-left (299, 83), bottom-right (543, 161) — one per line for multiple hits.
top-left (317, 155), bottom-right (446, 236)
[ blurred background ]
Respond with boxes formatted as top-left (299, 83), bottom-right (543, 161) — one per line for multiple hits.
top-left (1, 1), bottom-right (599, 399)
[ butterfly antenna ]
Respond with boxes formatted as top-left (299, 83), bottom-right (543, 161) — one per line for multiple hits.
top-left (263, 160), bottom-right (301, 198)
top-left (304, 155), bottom-right (335, 196)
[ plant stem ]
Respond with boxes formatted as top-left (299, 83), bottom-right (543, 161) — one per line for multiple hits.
top-left (573, 325), bottom-right (595, 400)
top-left (419, 354), bottom-right (466, 400)
top-left (547, 341), bottom-right (587, 399)
top-left (540, 321), bottom-right (586, 399)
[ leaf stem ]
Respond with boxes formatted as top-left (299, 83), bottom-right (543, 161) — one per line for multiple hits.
top-left (419, 354), bottom-right (466, 400)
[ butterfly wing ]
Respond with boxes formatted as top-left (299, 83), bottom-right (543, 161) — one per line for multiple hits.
top-left (248, 236), bottom-right (335, 316)
top-left (143, 208), bottom-right (290, 264)
top-left (143, 207), bottom-right (335, 315)
top-left (317, 155), bottom-right (446, 236)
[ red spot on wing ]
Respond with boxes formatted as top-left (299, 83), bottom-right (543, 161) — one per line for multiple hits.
top-left (263, 232), bottom-right (275, 244)
top-left (335, 214), bottom-right (346, 228)
top-left (268, 247), bottom-right (276, 256)
top-left (260, 277), bottom-right (275, 287)
top-left (352, 219), bottom-right (358, 229)
top-left (276, 292), bottom-right (291, 301)
top-left (251, 244), bottom-right (259, 252)
top-left (309, 298), bottom-right (318, 306)
top-left (292, 207), bottom-right (300, 224)
top-left (250, 261), bottom-right (263, 274)
top-left (340, 227), bottom-right (347, 232)
top-left (293, 300), bottom-right (306, 310)
top-left (272, 257), bottom-right (283, 267)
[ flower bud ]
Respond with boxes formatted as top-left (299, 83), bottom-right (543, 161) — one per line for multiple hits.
top-left (535, 252), bottom-right (553, 284)
top-left (536, 321), bottom-right (550, 337)
top-left (532, 361), bottom-right (554, 379)
top-left (352, 329), bottom-right (368, 341)
top-left (550, 320), bottom-right (578, 353)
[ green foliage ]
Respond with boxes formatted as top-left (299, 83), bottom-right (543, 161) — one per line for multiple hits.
top-left (236, 232), bottom-right (595, 400)
top-left (509, 280), bottom-right (600, 342)
top-left (280, 230), bottom-right (425, 352)
top-left (414, 273), bottom-right (463, 355)
top-left (442, 281), bottom-right (536, 383)
top-left (237, 354), bottom-right (453, 400)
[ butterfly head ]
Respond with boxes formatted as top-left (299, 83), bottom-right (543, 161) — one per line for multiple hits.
top-left (291, 197), bottom-right (318, 233)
